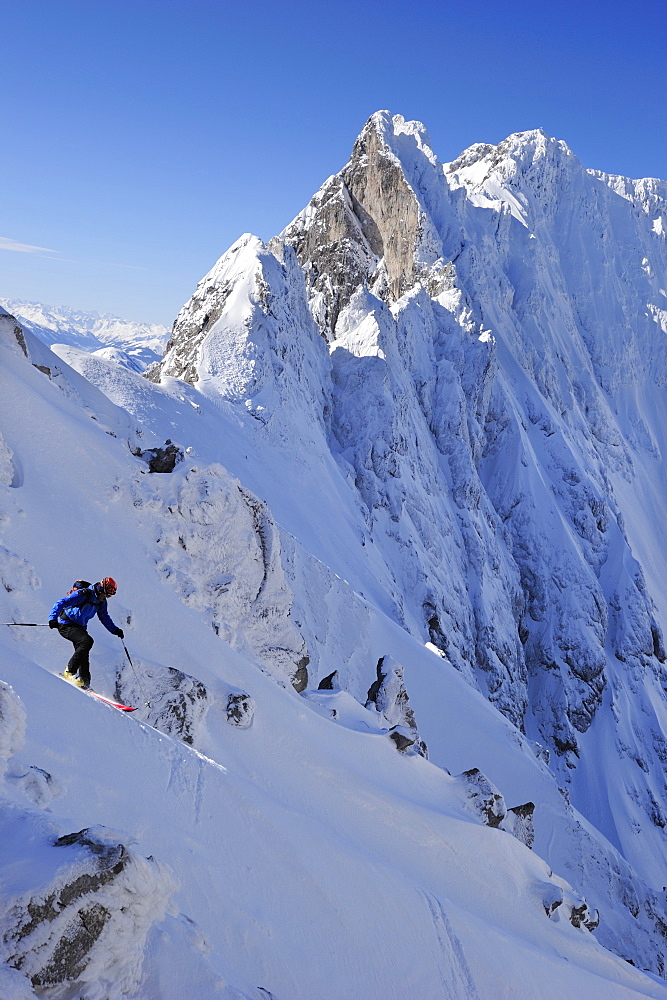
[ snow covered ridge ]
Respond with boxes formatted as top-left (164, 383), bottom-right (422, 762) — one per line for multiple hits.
top-left (3, 111), bottom-right (667, 997)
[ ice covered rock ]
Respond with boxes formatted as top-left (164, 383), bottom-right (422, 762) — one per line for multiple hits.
top-left (0, 814), bottom-right (173, 997)
top-left (0, 308), bottom-right (29, 359)
top-left (365, 655), bottom-right (427, 757)
top-left (500, 802), bottom-right (536, 849)
top-left (225, 691), bottom-right (254, 728)
top-left (118, 663), bottom-right (208, 746)
top-left (459, 768), bottom-right (506, 828)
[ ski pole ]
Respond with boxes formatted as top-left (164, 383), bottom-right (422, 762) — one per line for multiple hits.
top-left (1, 622), bottom-right (50, 627)
top-left (120, 638), bottom-right (151, 709)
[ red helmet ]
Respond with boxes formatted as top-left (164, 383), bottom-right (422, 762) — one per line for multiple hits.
top-left (99, 577), bottom-right (117, 596)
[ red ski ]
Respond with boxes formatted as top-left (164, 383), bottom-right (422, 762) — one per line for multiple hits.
top-left (59, 673), bottom-right (137, 712)
top-left (86, 690), bottom-right (137, 712)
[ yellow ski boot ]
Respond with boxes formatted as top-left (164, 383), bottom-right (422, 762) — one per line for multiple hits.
top-left (61, 670), bottom-right (84, 687)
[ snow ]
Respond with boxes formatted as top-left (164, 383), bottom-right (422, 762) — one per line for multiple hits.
top-left (2, 111), bottom-right (667, 998)
top-left (0, 299), bottom-right (168, 371)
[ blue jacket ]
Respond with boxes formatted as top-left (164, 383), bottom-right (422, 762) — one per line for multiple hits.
top-left (50, 585), bottom-right (119, 634)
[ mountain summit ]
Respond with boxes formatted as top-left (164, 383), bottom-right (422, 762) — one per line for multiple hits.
top-left (2, 113), bottom-right (667, 997)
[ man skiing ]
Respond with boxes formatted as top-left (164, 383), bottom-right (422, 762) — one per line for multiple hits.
top-left (49, 577), bottom-right (124, 690)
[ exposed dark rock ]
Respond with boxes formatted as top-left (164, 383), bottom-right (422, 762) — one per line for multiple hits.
top-left (292, 655), bottom-right (309, 694)
top-left (33, 364), bottom-right (51, 377)
top-left (31, 902), bottom-right (111, 988)
top-left (652, 622), bottom-right (667, 663)
top-left (570, 900), bottom-right (592, 929)
top-left (388, 726), bottom-right (417, 752)
top-left (543, 885), bottom-right (564, 917)
top-left (553, 730), bottom-right (580, 757)
top-left (1, 312), bottom-right (28, 357)
top-left (140, 440), bottom-right (184, 473)
top-left (501, 802), bottom-right (535, 849)
top-left (318, 670), bottom-right (339, 690)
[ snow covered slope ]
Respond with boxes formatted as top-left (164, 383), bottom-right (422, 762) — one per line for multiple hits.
top-left (2, 105), bottom-right (667, 999)
top-left (0, 299), bottom-right (168, 371)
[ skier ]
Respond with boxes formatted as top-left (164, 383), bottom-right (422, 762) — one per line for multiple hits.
top-left (49, 577), bottom-right (124, 690)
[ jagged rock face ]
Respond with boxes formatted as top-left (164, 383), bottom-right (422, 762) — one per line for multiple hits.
top-left (119, 663), bottom-right (208, 745)
top-left (147, 258), bottom-right (237, 385)
top-left (342, 118), bottom-right (423, 300)
top-left (275, 174), bottom-right (376, 336)
top-left (280, 114), bottom-right (427, 334)
top-left (147, 111), bottom-right (667, 869)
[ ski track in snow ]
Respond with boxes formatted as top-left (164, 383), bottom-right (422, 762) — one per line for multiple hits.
top-left (421, 889), bottom-right (481, 1000)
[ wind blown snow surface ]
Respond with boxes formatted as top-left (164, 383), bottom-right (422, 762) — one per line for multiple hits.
top-left (1, 108), bottom-right (667, 999)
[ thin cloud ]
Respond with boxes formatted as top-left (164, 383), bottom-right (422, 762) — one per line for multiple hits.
top-left (0, 236), bottom-right (148, 271)
top-left (0, 236), bottom-right (58, 256)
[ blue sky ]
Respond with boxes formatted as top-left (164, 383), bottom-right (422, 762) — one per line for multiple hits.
top-left (2, 0), bottom-right (665, 326)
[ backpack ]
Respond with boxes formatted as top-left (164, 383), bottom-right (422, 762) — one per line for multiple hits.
top-left (67, 579), bottom-right (92, 596)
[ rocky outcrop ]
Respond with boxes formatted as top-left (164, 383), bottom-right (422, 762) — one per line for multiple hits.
top-left (119, 664), bottom-right (208, 745)
top-left (0, 819), bottom-right (172, 995)
top-left (501, 802), bottom-right (535, 850)
top-left (146, 234), bottom-right (258, 385)
top-left (139, 440), bottom-right (184, 473)
top-left (0, 309), bottom-right (28, 358)
top-left (225, 691), bottom-right (254, 728)
top-left (366, 655), bottom-right (427, 757)
top-left (540, 881), bottom-right (600, 933)
top-left (458, 768), bottom-right (506, 829)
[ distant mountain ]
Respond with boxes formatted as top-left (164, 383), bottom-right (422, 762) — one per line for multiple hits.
top-left (0, 299), bottom-right (168, 371)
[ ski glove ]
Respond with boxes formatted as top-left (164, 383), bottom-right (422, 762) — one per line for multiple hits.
top-left (48, 620), bottom-right (59, 629)
top-left (115, 628), bottom-right (124, 639)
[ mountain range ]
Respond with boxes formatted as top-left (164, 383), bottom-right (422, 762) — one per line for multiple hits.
top-left (0, 299), bottom-right (168, 372)
top-left (1, 111), bottom-right (667, 999)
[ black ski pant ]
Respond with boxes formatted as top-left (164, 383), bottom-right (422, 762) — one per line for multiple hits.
top-left (57, 622), bottom-right (93, 686)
